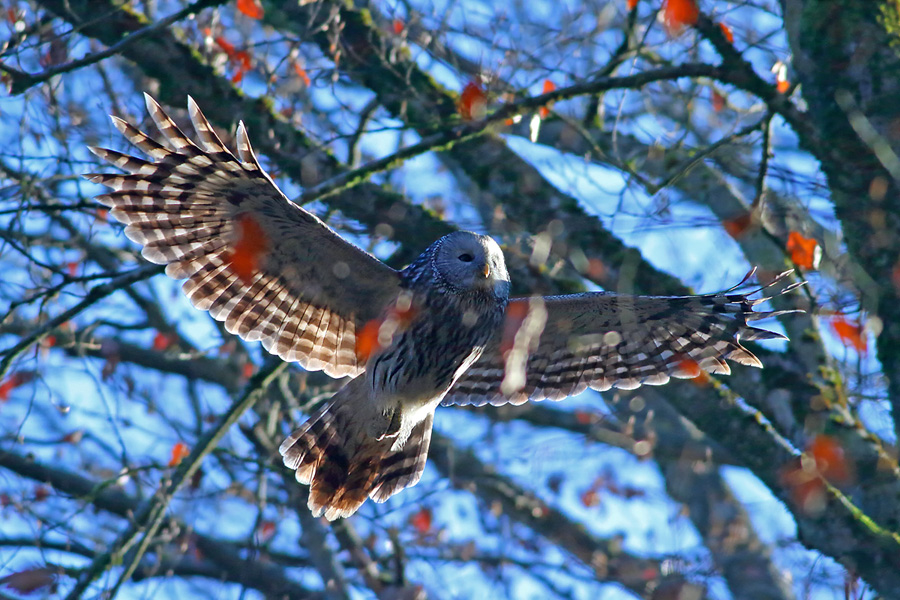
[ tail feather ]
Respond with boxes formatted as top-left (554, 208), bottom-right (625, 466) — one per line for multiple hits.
top-left (279, 382), bottom-right (434, 520)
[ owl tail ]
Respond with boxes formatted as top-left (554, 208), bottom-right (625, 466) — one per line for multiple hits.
top-left (279, 380), bottom-right (434, 520)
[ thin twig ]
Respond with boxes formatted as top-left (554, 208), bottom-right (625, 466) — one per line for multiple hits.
top-left (0, 264), bottom-right (163, 381)
top-left (64, 358), bottom-right (287, 599)
top-left (0, 0), bottom-right (224, 95)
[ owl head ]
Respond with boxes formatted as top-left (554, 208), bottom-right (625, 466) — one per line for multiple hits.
top-left (412, 231), bottom-right (510, 299)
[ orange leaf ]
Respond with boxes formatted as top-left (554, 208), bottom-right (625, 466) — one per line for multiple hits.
top-left (227, 213), bottom-right (269, 284)
top-left (392, 18), bottom-right (405, 34)
top-left (410, 507), bottom-right (432, 533)
top-left (293, 61), bottom-right (311, 87)
top-left (786, 231), bottom-right (820, 269)
top-left (627, 0), bottom-right (639, 10)
top-left (458, 80), bottom-right (487, 121)
top-left (779, 460), bottom-right (827, 515)
top-left (808, 435), bottom-right (854, 486)
top-left (773, 61), bottom-right (790, 93)
top-left (0, 567), bottom-right (58, 595)
top-left (169, 441), bottom-right (190, 467)
top-left (712, 90), bottom-right (726, 113)
top-left (830, 316), bottom-right (867, 353)
top-left (237, 0), bottom-right (264, 19)
top-left (538, 79), bottom-right (556, 118)
top-left (718, 22), bottom-right (734, 43)
top-left (663, 0), bottom-right (699, 35)
top-left (675, 357), bottom-right (710, 385)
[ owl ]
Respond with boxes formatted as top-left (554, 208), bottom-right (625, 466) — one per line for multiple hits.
top-left (87, 95), bottom-right (801, 520)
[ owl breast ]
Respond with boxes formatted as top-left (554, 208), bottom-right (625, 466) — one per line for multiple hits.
top-left (367, 289), bottom-right (505, 408)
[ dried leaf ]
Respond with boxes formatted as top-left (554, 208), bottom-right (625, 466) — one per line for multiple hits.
top-left (0, 566), bottom-right (58, 595)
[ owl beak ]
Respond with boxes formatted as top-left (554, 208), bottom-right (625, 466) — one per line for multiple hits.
top-left (481, 263), bottom-right (491, 278)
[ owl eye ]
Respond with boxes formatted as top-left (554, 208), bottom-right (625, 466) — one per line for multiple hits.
top-left (458, 253), bottom-right (474, 262)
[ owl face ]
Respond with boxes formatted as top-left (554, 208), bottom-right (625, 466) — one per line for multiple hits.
top-left (433, 231), bottom-right (510, 299)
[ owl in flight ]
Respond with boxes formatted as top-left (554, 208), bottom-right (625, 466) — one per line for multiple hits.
top-left (88, 95), bottom-right (800, 520)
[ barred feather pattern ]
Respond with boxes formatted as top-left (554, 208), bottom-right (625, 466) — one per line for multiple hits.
top-left (443, 272), bottom-right (803, 407)
top-left (85, 94), bottom-right (400, 378)
top-left (279, 367), bottom-right (437, 519)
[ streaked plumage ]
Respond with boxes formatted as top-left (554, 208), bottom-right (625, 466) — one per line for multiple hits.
top-left (87, 95), bottom-right (801, 519)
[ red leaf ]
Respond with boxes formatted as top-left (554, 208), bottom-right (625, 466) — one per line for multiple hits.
top-left (722, 212), bottom-right (752, 239)
top-left (458, 80), bottom-right (487, 121)
top-left (392, 18), bottom-right (405, 34)
top-left (258, 520), bottom-right (276, 541)
top-left (539, 79), bottom-right (556, 118)
top-left (227, 213), bottom-right (270, 284)
top-left (580, 488), bottom-right (600, 507)
top-left (663, 0), bottom-right (699, 35)
top-left (410, 507), bottom-right (432, 533)
top-left (33, 485), bottom-right (49, 502)
top-left (0, 371), bottom-right (36, 402)
top-left (0, 567), bottom-right (58, 595)
top-left (153, 331), bottom-right (174, 351)
top-left (718, 22), bottom-right (734, 43)
top-left (169, 442), bottom-right (190, 467)
top-left (786, 231), bottom-right (820, 269)
top-left (830, 316), bottom-right (867, 353)
top-left (776, 78), bottom-right (790, 94)
top-left (237, 0), bottom-right (264, 19)
top-left (574, 410), bottom-right (593, 425)
top-left (242, 362), bottom-right (256, 379)
top-left (214, 36), bottom-right (237, 60)
top-left (66, 262), bottom-right (78, 277)
top-left (712, 90), bottom-right (726, 113)
top-left (627, 0), bottom-right (639, 10)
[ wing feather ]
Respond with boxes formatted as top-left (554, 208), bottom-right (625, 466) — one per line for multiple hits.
top-left (86, 94), bottom-right (400, 378)
top-left (443, 271), bottom-right (802, 406)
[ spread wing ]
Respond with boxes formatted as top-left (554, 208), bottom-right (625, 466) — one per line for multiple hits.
top-left (443, 271), bottom-right (802, 406)
top-left (86, 94), bottom-right (401, 378)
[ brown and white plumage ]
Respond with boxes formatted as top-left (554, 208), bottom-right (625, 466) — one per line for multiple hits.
top-left (86, 95), bottom-right (802, 519)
